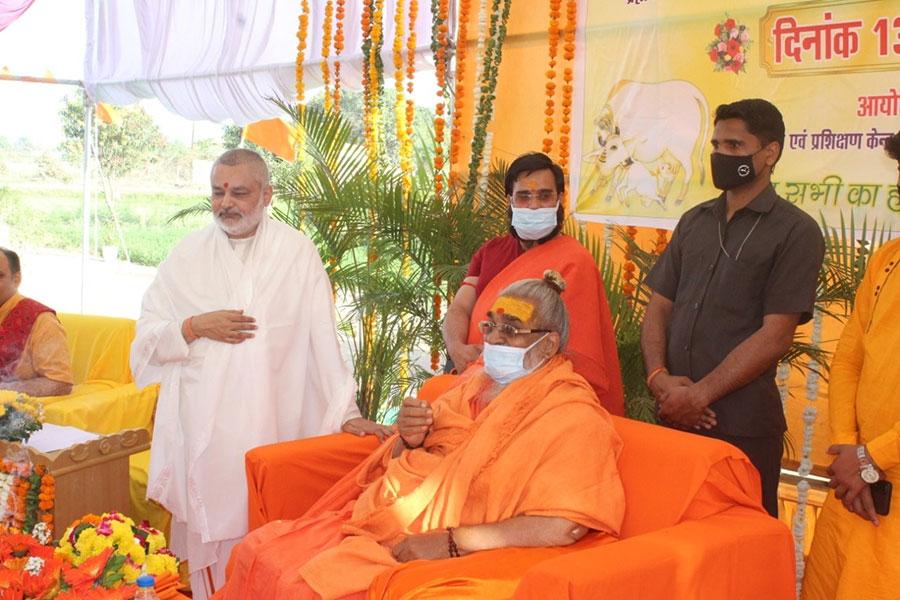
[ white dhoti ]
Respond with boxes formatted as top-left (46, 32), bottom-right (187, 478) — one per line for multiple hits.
top-left (131, 216), bottom-right (359, 596)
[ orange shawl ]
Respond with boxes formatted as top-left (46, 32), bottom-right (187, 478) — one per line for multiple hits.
top-left (465, 234), bottom-right (624, 416)
top-left (299, 356), bottom-right (625, 599)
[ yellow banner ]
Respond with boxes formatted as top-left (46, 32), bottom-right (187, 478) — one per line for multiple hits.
top-left (573, 0), bottom-right (900, 227)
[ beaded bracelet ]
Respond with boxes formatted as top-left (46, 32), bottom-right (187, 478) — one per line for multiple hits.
top-left (447, 527), bottom-right (460, 558)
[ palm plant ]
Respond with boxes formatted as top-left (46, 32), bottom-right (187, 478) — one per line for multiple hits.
top-left (608, 210), bottom-right (894, 424)
top-left (273, 103), bottom-right (509, 420)
top-left (566, 222), bottom-right (656, 422)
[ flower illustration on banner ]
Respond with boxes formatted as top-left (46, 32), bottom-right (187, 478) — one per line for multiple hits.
top-left (707, 16), bottom-right (751, 74)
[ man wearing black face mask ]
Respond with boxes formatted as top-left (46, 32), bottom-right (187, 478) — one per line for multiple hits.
top-left (640, 98), bottom-right (825, 517)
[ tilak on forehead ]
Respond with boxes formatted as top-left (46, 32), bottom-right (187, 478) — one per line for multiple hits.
top-left (490, 296), bottom-right (535, 322)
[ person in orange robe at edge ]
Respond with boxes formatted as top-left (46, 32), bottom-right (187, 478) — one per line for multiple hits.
top-left (213, 271), bottom-right (626, 600)
top-left (441, 152), bottom-right (624, 416)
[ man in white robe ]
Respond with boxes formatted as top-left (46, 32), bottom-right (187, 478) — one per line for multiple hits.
top-left (131, 149), bottom-right (391, 599)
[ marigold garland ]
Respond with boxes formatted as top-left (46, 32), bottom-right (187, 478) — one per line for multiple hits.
top-left (431, 0), bottom-right (451, 195)
top-left (654, 228), bottom-right (669, 254)
top-left (449, 0), bottom-right (472, 167)
top-left (463, 0), bottom-right (513, 202)
top-left (557, 0), bottom-right (577, 179)
top-left (393, 0), bottom-right (410, 187)
top-left (622, 226), bottom-right (638, 297)
top-left (321, 0), bottom-right (334, 112)
top-left (361, 1), bottom-right (373, 144)
top-left (403, 0), bottom-right (418, 178)
top-left (470, 0), bottom-right (488, 136)
top-left (295, 0), bottom-right (311, 106)
top-left (362, 0), bottom-right (386, 176)
top-left (0, 461), bottom-right (54, 537)
top-left (333, 0), bottom-right (346, 111)
top-left (544, 0), bottom-right (561, 155)
top-left (431, 283), bottom-right (442, 371)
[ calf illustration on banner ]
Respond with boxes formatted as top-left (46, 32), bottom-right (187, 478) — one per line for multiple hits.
top-left (581, 79), bottom-right (709, 209)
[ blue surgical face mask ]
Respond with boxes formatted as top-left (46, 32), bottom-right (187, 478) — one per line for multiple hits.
top-left (511, 203), bottom-right (559, 241)
top-left (483, 333), bottom-right (549, 385)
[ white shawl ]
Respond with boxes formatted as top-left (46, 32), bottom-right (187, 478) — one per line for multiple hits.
top-left (131, 216), bottom-right (358, 553)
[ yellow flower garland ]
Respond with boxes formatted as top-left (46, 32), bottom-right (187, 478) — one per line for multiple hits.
top-left (321, 0), bottom-right (334, 111)
top-left (393, 0), bottom-right (410, 187)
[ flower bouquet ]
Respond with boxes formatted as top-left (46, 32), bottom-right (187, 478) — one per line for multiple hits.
top-left (0, 396), bottom-right (43, 443)
top-left (0, 512), bottom-right (182, 599)
top-left (706, 16), bottom-right (751, 74)
top-left (56, 513), bottom-right (179, 588)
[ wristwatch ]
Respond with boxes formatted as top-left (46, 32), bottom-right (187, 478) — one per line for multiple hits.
top-left (857, 445), bottom-right (880, 484)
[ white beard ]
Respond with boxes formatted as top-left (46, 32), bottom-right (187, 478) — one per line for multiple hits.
top-left (214, 198), bottom-right (267, 238)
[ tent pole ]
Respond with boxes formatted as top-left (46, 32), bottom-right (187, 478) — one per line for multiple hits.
top-left (80, 88), bottom-right (93, 314)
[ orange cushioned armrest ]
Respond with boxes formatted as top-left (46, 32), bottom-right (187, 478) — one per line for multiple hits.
top-left (368, 531), bottom-right (617, 600)
top-left (246, 433), bottom-right (379, 531)
top-left (513, 507), bottom-right (794, 600)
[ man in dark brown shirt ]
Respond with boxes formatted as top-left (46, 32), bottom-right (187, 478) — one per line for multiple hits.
top-left (641, 98), bottom-right (825, 517)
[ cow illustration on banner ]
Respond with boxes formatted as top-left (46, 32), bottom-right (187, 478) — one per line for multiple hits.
top-left (581, 80), bottom-right (709, 209)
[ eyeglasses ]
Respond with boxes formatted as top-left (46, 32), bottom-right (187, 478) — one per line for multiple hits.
top-left (479, 320), bottom-right (552, 337)
top-left (512, 190), bottom-right (557, 204)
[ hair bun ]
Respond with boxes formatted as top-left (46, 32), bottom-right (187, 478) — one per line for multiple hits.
top-left (542, 270), bottom-right (566, 294)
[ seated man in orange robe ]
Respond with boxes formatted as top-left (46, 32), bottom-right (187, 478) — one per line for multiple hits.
top-left (442, 152), bottom-right (623, 415)
top-left (0, 248), bottom-right (73, 397)
top-left (215, 271), bottom-right (626, 600)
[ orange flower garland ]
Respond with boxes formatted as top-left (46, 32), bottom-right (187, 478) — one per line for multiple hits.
top-left (321, 0), bottom-right (334, 111)
top-left (622, 226), bottom-right (638, 297)
top-left (295, 0), bottom-right (311, 106)
top-left (557, 0), bottom-right (577, 177)
top-left (431, 292), bottom-right (442, 371)
top-left (333, 0), bottom-right (346, 111)
top-left (449, 0), bottom-right (471, 167)
top-left (654, 228), bottom-right (669, 254)
top-left (432, 0), bottom-right (451, 196)
top-left (543, 0), bottom-right (561, 155)
top-left (0, 461), bottom-right (55, 536)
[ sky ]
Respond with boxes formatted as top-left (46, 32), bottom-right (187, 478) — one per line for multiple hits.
top-left (0, 0), bottom-right (437, 151)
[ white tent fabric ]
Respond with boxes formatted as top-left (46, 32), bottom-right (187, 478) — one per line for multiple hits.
top-left (84, 0), bottom-right (436, 125)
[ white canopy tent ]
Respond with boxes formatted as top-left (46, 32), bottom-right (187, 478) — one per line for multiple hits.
top-left (84, 0), bottom-right (436, 125)
top-left (1, 0), bottom-right (437, 311)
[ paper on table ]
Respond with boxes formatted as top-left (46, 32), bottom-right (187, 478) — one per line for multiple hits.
top-left (25, 424), bottom-right (101, 453)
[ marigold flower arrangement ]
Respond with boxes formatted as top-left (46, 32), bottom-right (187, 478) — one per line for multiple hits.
top-left (0, 512), bottom-right (181, 599)
top-left (0, 460), bottom-right (54, 536)
top-left (56, 512), bottom-right (178, 586)
top-left (707, 16), bottom-right (751, 74)
top-left (0, 395), bottom-right (43, 443)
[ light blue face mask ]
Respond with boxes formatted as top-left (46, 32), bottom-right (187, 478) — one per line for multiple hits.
top-left (511, 203), bottom-right (560, 241)
top-left (483, 333), bottom-right (549, 385)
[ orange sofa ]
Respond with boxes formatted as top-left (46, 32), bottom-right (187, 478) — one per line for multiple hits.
top-left (245, 408), bottom-right (795, 599)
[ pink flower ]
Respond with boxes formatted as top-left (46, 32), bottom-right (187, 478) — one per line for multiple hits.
top-left (717, 41), bottom-right (727, 52)
top-left (739, 30), bottom-right (750, 43)
top-left (96, 521), bottom-right (113, 536)
top-left (734, 52), bottom-right (745, 63)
